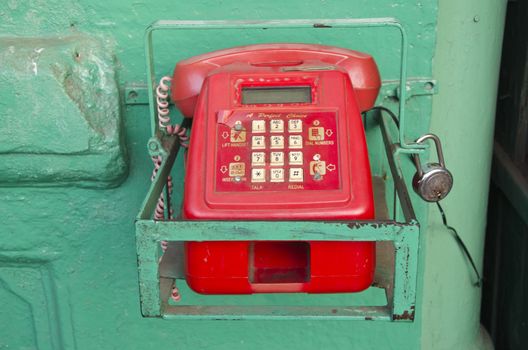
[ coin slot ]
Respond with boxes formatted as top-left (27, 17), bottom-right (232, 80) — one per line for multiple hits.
top-left (249, 242), bottom-right (310, 284)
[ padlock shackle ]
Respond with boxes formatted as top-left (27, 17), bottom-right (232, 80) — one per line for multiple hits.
top-left (415, 133), bottom-right (446, 167)
top-left (411, 133), bottom-right (453, 202)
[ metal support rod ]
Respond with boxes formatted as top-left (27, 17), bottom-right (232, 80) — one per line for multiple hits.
top-left (137, 136), bottom-right (180, 220)
top-left (380, 114), bottom-right (417, 222)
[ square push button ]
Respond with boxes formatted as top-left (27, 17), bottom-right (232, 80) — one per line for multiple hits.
top-left (288, 135), bottom-right (303, 149)
top-left (230, 127), bottom-right (246, 143)
top-left (288, 119), bottom-right (302, 133)
top-left (229, 162), bottom-right (245, 177)
top-left (270, 119), bottom-right (284, 133)
top-left (308, 127), bottom-right (325, 141)
top-left (270, 152), bottom-right (284, 166)
top-left (252, 152), bottom-right (265, 166)
top-left (270, 135), bottom-right (284, 149)
top-left (289, 168), bottom-right (304, 182)
top-left (309, 160), bottom-right (326, 175)
top-left (252, 136), bottom-right (265, 149)
top-left (270, 168), bottom-right (285, 182)
top-left (251, 168), bottom-right (266, 182)
top-left (252, 120), bottom-right (266, 133)
top-left (289, 151), bottom-right (303, 165)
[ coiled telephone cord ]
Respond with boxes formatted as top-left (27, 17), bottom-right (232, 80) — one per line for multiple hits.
top-left (153, 76), bottom-right (191, 302)
top-left (156, 76), bottom-right (190, 145)
top-left (153, 76), bottom-right (190, 224)
top-left (156, 76), bottom-right (172, 131)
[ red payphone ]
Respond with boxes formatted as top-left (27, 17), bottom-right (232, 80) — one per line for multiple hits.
top-left (171, 44), bottom-right (381, 294)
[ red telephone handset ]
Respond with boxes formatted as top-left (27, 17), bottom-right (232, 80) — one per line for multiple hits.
top-left (172, 44), bottom-right (380, 117)
top-left (172, 44), bottom-right (381, 294)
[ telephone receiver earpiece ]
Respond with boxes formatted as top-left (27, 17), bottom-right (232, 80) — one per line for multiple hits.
top-left (412, 134), bottom-right (453, 202)
top-left (171, 44), bottom-right (381, 118)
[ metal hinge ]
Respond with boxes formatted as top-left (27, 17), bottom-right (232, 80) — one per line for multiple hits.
top-left (379, 78), bottom-right (438, 101)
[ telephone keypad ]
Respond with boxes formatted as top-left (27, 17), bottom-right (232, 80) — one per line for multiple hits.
top-left (216, 111), bottom-right (338, 192)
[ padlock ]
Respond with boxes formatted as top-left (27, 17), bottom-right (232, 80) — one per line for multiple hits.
top-left (412, 134), bottom-right (453, 202)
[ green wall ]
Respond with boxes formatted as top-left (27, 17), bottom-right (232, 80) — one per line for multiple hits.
top-left (0, 0), bottom-right (505, 349)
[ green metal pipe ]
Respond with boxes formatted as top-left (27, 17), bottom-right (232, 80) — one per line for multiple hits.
top-left (421, 1), bottom-right (507, 348)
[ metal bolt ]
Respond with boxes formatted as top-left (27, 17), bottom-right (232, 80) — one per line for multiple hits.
top-left (234, 176), bottom-right (242, 182)
top-left (148, 141), bottom-right (158, 151)
top-left (424, 82), bottom-right (434, 91)
top-left (234, 124), bottom-right (243, 131)
top-left (127, 90), bottom-right (138, 100)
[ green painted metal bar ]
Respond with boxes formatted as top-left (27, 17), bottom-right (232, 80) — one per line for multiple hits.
top-left (144, 18), bottom-right (425, 149)
top-left (137, 135), bottom-right (180, 220)
top-left (391, 225), bottom-right (419, 320)
top-left (135, 115), bottom-right (420, 320)
top-left (144, 28), bottom-right (158, 137)
top-left (162, 305), bottom-right (392, 321)
top-left (379, 113), bottom-right (416, 222)
top-left (137, 220), bottom-right (415, 242)
top-left (158, 276), bottom-right (392, 321)
top-left (136, 225), bottom-right (163, 316)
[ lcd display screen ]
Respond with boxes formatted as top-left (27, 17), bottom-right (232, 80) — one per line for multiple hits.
top-left (242, 86), bottom-right (312, 104)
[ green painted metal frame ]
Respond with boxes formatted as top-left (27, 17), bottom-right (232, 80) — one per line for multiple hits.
top-left (144, 18), bottom-right (426, 152)
top-left (135, 115), bottom-right (420, 320)
top-left (136, 18), bottom-right (421, 321)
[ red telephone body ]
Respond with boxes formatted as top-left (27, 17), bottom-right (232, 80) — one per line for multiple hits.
top-left (172, 44), bottom-right (380, 294)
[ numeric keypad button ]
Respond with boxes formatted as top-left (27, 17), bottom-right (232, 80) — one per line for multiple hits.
top-left (251, 168), bottom-right (266, 182)
top-left (270, 135), bottom-right (284, 149)
top-left (270, 168), bottom-right (285, 182)
top-left (289, 168), bottom-right (304, 182)
top-left (288, 119), bottom-right (303, 133)
top-left (270, 119), bottom-right (284, 133)
top-left (251, 152), bottom-right (265, 166)
top-left (270, 152), bottom-right (284, 166)
top-left (289, 151), bottom-right (303, 165)
top-left (288, 135), bottom-right (303, 149)
top-left (252, 120), bottom-right (266, 133)
top-left (252, 136), bottom-right (265, 149)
